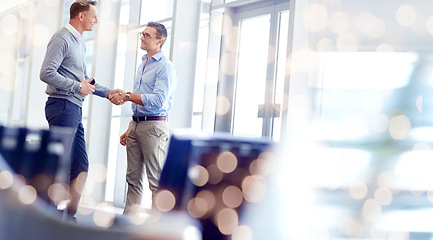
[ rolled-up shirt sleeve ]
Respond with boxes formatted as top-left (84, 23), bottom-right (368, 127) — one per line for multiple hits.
top-left (140, 64), bottom-right (175, 111)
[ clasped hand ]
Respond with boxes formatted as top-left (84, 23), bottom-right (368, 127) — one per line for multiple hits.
top-left (80, 78), bottom-right (95, 95)
top-left (108, 89), bottom-right (127, 105)
top-left (80, 78), bottom-right (126, 106)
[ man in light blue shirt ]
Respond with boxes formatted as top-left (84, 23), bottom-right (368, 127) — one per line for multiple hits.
top-left (118, 22), bottom-right (177, 215)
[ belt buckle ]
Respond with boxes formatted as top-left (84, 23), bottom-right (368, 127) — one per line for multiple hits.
top-left (144, 116), bottom-right (148, 121)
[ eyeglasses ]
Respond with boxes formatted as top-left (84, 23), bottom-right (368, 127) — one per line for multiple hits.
top-left (139, 32), bottom-right (160, 39)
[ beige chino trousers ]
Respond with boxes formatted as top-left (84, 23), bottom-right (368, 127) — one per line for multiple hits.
top-left (123, 120), bottom-right (169, 215)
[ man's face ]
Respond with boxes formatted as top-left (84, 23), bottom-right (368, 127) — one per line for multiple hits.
top-left (140, 27), bottom-right (162, 52)
top-left (82, 5), bottom-right (98, 32)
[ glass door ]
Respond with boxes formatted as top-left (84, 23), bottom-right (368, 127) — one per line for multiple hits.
top-left (232, 14), bottom-right (271, 138)
top-left (218, 2), bottom-right (289, 140)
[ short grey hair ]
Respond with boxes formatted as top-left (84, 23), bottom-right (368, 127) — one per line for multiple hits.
top-left (147, 21), bottom-right (167, 47)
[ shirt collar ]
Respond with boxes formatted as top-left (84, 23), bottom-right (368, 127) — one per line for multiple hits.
top-left (142, 51), bottom-right (164, 61)
top-left (65, 23), bottom-right (82, 38)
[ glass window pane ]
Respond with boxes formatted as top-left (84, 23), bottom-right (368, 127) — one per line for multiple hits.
top-left (62, 0), bottom-right (74, 26)
top-left (139, 0), bottom-right (174, 25)
top-left (11, 61), bottom-right (29, 125)
top-left (193, 19), bottom-right (210, 113)
top-left (191, 13), bottom-right (211, 130)
top-left (82, 41), bottom-right (94, 119)
top-left (232, 15), bottom-right (270, 137)
top-left (85, 41), bottom-right (94, 77)
top-left (191, 115), bottom-right (203, 131)
top-left (314, 52), bottom-right (415, 141)
top-left (105, 117), bottom-right (121, 202)
top-left (160, 20), bottom-right (172, 55)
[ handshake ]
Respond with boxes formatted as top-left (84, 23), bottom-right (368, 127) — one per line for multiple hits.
top-left (79, 78), bottom-right (128, 106)
top-left (108, 89), bottom-right (127, 105)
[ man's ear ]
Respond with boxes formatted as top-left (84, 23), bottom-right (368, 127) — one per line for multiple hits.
top-left (78, 12), bottom-right (85, 21)
top-left (157, 38), bottom-right (164, 48)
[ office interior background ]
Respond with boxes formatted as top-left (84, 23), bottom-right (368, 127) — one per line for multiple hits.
top-left (2, 0), bottom-right (433, 239)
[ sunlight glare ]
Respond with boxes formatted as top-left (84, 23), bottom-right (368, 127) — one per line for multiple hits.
top-left (395, 5), bottom-right (417, 27)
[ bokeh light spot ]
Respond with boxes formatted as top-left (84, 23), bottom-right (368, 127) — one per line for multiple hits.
top-left (242, 175), bottom-right (267, 203)
top-left (196, 190), bottom-right (216, 213)
top-left (356, 12), bottom-right (386, 38)
top-left (377, 171), bottom-right (395, 189)
top-left (362, 199), bottom-right (382, 222)
top-left (426, 15), bottom-right (433, 35)
top-left (91, 163), bottom-right (107, 182)
top-left (376, 43), bottom-right (395, 52)
top-left (374, 187), bottom-right (393, 206)
top-left (78, 195), bottom-right (96, 216)
top-left (215, 96), bottom-right (231, 116)
top-left (389, 115), bottom-right (411, 140)
top-left (189, 165), bottom-right (209, 187)
top-left (33, 24), bottom-right (51, 47)
top-left (74, 172), bottom-right (88, 194)
top-left (349, 181), bottom-right (368, 200)
top-left (187, 197), bottom-right (209, 219)
top-left (0, 170), bottom-right (13, 189)
top-left (47, 183), bottom-right (68, 204)
top-left (217, 208), bottom-right (239, 235)
top-left (1, 14), bottom-right (19, 36)
top-left (249, 152), bottom-right (275, 177)
top-left (18, 185), bottom-right (37, 205)
top-left (316, 38), bottom-right (336, 52)
top-left (222, 185), bottom-right (243, 208)
top-left (216, 151), bottom-right (238, 173)
top-left (328, 11), bottom-right (349, 34)
top-left (155, 190), bottom-right (176, 212)
top-left (303, 4), bottom-right (328, 32)
top-left (92, 203), bottom-right (116, 228)
top-left (396, 5), bottom-right (417, 27)
top-left (207, 163), bottom-right (224, 184)
top-left (232, 225), bottom-right (253, 240)
top-left (211, 14), bottom-right (233, 36)
top-left (339, 217), bottom-right (364, 238)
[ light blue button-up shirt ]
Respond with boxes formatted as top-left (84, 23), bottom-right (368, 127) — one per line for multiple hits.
top-left (132, 51), bottom-right (177, 116)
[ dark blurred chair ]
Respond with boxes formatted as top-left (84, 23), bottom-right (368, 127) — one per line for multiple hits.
top-left (159, 131), bottom-right (273, 240)
top-left (0, 152), bottom-right (200, 240)
top-left (0, 125), bottom-right (73, 205)
top-left (0, 125), bottom-right (201, 240)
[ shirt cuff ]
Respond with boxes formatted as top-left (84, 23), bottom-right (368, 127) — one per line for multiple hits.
top-left (75, 82), bottom-right (81, 93)
top-left (140, 94), bottom-right (147, 106)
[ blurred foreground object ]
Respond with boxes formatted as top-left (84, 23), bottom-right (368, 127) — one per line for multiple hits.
top-left (0, 125), bottom-right (74, 207)
top-left (158, 130), bottom-right (275, 240)
top-left (0, 125), bottom-right (201, 240)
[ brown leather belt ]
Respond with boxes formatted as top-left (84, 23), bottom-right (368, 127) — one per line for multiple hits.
top-left (132, 115), bottom-right (167, 122)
